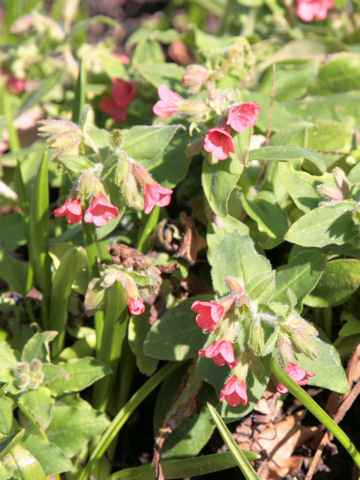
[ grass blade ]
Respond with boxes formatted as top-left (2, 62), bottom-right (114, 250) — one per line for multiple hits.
top-left (207, 403), bottom-right (260, 480)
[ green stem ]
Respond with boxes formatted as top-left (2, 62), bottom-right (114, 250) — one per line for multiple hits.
top-left (217, 0), bottom-right (236, 35)
top-left (79, 362), bottom-right (182, 480)
top-left (136, 207), bottom-right (161, 253)
top-left (2, 86), bottom-right (21, 152)
top-left (322, 307), bottom-right (332, 340)
top-left (271, 357), bottom-right (360, 469)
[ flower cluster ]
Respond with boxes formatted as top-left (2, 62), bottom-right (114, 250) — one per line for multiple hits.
top-left (296, 0), bottom-right (334, 22)
top-left (99, 78), bottom-right (137, 122)
top-left (204, 101), bottom-right (261, 161)
top-left (13, 359), bottom-right (44, 391)
top-left (191, 277), bottom-right (318, 407)
top-left (55, 194), bottom-right (119, 227)
top-left (152, 84), bottom-right (260, 162)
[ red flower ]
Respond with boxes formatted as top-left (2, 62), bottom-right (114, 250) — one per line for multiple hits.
top-left (199, 341), bottom-right (237, 368)
top-left (7, 76), bottom-right (25, 95)
top-left (54, 199), bottom-right (82, 224)
top-left (226, 102), bottom-right (261, 133)
top-left (153, 84), bottom-right (183, 119)
top-left (128, 297), bottom-right (145, 315)
top-left (277, 362), bottom-right (315, 393)
top-left (99, 97), bottom-right (127, 122)
top-left (144, 183), bottom-right (173, 215)
top-left (296, 0), bottom-right (334, 22)
top-left (191, 300), bottom-right (224, 332)
top-left (99, 78), bottom-right (137, 121)
top-left (84, 194), bottom-right (119, 227)
top-left (203, 127), bottom-right (235, 160)
top-left (220, 376), bottom-right (248, 407)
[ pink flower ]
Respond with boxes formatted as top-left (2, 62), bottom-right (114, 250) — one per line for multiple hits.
top-left (220, 376), bottom-right (248, 407)
top-left (203, 127), bottom-right (235, 160)
top-left (54, 199), bottom-right (82, 224)
top-left (84, 194), bottom-right (119, 227)
top-left (277, 362), bottom-right (315, 393)
top-left (199, 341), bottom-right (237, 368)
top-left (99, 78), bottom-right (136, 121)
top-left (191, 300), bottom-right (224, 332)
top-left (144, 183), bottom-right (173, 215)
top-left (114, 53), bottom-right (130, 65)
top-left (226, 102), bottom-right (261, 133)
top-left (296, 0), bottom-right (334, 22)
top-left (99, 97), bottom-right (127, 122)
top-left (153, 84), bottom-right (183, 119)
top-left (7, 76), bottom-right (25, 95)
top-left (128, 297), bottom-right (145, 315)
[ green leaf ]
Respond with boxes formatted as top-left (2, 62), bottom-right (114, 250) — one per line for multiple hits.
top-left (100, 54), bottom-right (126, 78)
top-left (18, 387), bottom-right (54, 430)
top-left (202, 155), bottom-right (244, 216)
top-left (304, 259), bottom-right (360, 307)
top-left (144, 296), bottom-right (213, 361)
top-left (135, 63), bottom-right (185, 90)
top-left (0, 341), bottom-right (17, 385)
top-left (122, 125), bottom-right (183, 169)
top-left (128, 315), bottom-right (158, 376)
top-left (22, 331), bottom-right (57, 363)
top-left (0, 396), bottom-right (14, 434)
top-left (311, 53), bottom-right (360, 94)
top-left (0, 214), bottom-right (26, 251)
top-left (277, 162), bottom-right (329, 213)
top-left (249, 145), bottom-right (326, 175)
top-left (58, 155), bottom-right (95, 174)
top-left (46, 405), bottom-right (109, 457)
top-left (241, 190), bottom-right (288, 249)
top-left (0, 245), bottom-right (28, 294)
top-left (211, 232), bottom-right (274, 301)
top-left (0, 429), bottom-right (25, 460)
top-left (132, 39), bottom-right (165, 64)
top-left (207, 403), bottom-right (260, 480)
top-left (50, 246), bottom-right (88, 357)
top-left (285, 202), bottom-right (356, 247)
top-left (109, 451), bottom-right (258, 480)
top-left (296, 332), bottom-right (348, 394)
top-left (72, 58), bottom-right (86, 124)
top-left (273, 249), bottom-right (326, 305)
top-left (207, 215), bottom-right (248, 266)
top-left (22, 434), bottom-right (73, 475)
top-left (46, 357), bottom-right (111, 395)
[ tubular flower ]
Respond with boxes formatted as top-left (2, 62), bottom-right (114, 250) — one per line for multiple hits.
top-left (277, 362), bottom-right (315, 393)
top-left (7, 76), bottom-right (25, 94)
top-left (220, 376), bottom-right (248, 407)
top-left (99, 78), bottom-right (137, 121)
top-left (226, 102), bottom-right (261, 133)
top-left (199, 341), bottom-right (237, 368)
top-left (144, 183), bottom-right (173, 215)
top-left (114, 53), bottom-right (130, 65)
top-left (128, 297), bottom-right (146, 316)
top-left (191, 300), bottom-right (224, 332)
top-left (153, 84), bottom-right (183, 118)
top-left (54, 198), bottom-right (82, 224)
top-left (203, 127), bottom-right (235, 160)
top-left (296, 0), bottom-right (334, 22)
top-left (84, 194), bottom-right (119, 227)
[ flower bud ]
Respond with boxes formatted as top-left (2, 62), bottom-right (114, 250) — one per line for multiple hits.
top-left (14, 361), bottom-right (30, 373)
top-left (332, 167), bottom-right (349, 197)
top-left (75, 169), bottom-right (104, 201)
top-left (352, 202), bottom-right (360, 225)
top-left (291, 330), bottom-right (319, 360)
top-left (249, 325), bottom-right (265, 356)
top-left (185, 137), bottom-right (204, 157)
top-left (176, 100), bottom-right (209, 118)
top-left (116, 159), bottom-right (144, 210)
top-left (38, 119), bottom-right (82, 159)
top-left (110, 130), bottom-right (124, 149)
top-left (316, 184), bottom-right (344, 202)
top-left (225, 276), bottom-right (245, 295)
top-left (15, 372), bottom-right (31, 390)
top-left (30, 358), bottom-right (42, 372)
top-left (183, 64), bottom-right (209, 92)
top-left (279, 334), bottom-right (295, 366)
top-left (33, 371), bottom-right (44, 384)
top-left (28, 377), bottom-right (40, 390)
top-left (217, 294), bottom-right (237, 312)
